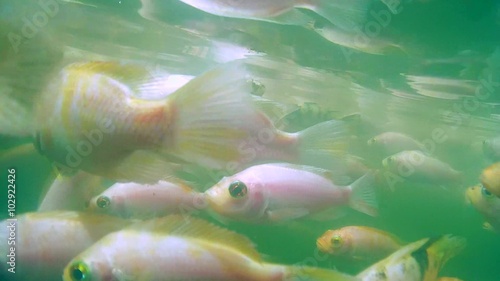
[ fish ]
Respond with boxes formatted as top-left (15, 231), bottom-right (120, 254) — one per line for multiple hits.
top-left (382, 150), bottom-right (463, 185)
top-left (142, 0), bottom-right (373, 31)
top-left (87, 180), bottom-right (206, 219)
top-left (38, 171), bottom-right (106, 212)
top-left (62, 215), bottom-right (360, 281)
top-left (316, 226), bottom-right (403, 261)
top-left (367, 132), bottom-right (425, 156)
top-left (356, 235), bottom-right (467, 281)
top-left (0, 211), bottom-right (130, 281)
top-left (34, 61), bottom-right (349, 183)
top-left (483, 136), bottom-right (500, 161)
top-left (479, 162), bottom-right (500, 197)
top-left (465, 183), bottom-right (500, 232)
top-left (204, 163), bottom-right (378, 223)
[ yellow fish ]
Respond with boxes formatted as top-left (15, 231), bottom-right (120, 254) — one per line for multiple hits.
top-left (316, 226), bottom-right (402, 261)
top-left (480, 162), bottom-right (500, 198)
top-left (466, 184), bottom-right (500, 232)
top-left (34, 61), bottom-right (348, 183)
top-left (357, 235), bottom-right (466, 281)
top-left (63, 215), bottom-right (359, 281)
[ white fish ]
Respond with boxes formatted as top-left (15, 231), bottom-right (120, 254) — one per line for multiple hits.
top-left (382, 150), bottom-right (463, 185)
top-left (88, 180), bottom-right (205, 219)
top-left (483, 136), bottom-right (500, 161)
top-left (368, 132), bottom-right (425, 156)
top-left (0, 211), bottom-right (130, 281)
top-left (142, 0), bottom-right (373, 30)
top-left (62, 215), bottom-right (360, 281)
top-left (205, 163), bottom-right (378, 223)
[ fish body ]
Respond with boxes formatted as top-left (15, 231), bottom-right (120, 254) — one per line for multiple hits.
top-left (316, 226), bottom-right (402, 261)
top-left (88, 180), bottom-right (205, 219)
top-left (480, 162), bottom-right (500, 197)
top-left (368, 132), bottom-right (424, 156)
top-left (382, 150), bottom-right (462, 185)
top-left (205, 163), bottom-right (378, 223)
top-left (35, 61), bottom-right (349, 183)
top-left (143, 0), bottom-right (372, 30)
top-left (62, 215), bottom-right (359, 281)
top-left (357, 235), bottom-right (466, 281)
top-left (466, 184), bottom-right (500, 232)
top-left (0, 211), bottom-right (130, 281)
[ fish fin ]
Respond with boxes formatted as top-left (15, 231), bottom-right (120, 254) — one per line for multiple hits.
top-left (266, 208), bottom-right (311, 222)
top-left (128, 215), bottom-right (262, 261)
top-left (297, 119), bottom-right (349, 164)
top-left (111, 150), bottom-right (181, 184)
top-left (305, 0), bottom-right (373, 31)
top-left (0, 93), bottom-right (33, 137)
top-left (167, 62), bottom-right (260, 169)
top-left (310, 207), bottom-right (347, 221)
top-left (271, 163), bottom-right (335, 180)
top-left (285, 265), bottom-right (360, 281)
top-left (414, 235), bottom-right (466, 280)
top-left (251, 95), bottom-right (299, 128)
top-left (482, 222), bottom-right (495, 232)
top-left (348, 172), bottom-right (378, 217)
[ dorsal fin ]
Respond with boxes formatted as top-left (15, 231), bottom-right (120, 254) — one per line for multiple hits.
top-left (270, 163), bottom-right (334, 181)
top-left (127, 215), bottom-right (262, 261)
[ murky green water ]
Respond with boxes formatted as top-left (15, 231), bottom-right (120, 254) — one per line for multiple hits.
top-left (0, 0), bottom-right (499, 280)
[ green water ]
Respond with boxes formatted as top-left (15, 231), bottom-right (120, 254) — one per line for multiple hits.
top-left (1, 0), bottom-right (499, 280)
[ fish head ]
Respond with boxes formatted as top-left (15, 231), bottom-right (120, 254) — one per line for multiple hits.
top-left (466, 184), bottom-right (500, 216)
top-left (483, 138), bottom-right (500, 159)
top-left (480, 162), bottom-right (500, 197)
top-left (316, 229), bottom-right (350, 256)
top-left (382, 154), bottom-right (401, 170)
top-left (63, 258), bottom-right (109, 281)
top-left (204, 175), bottom-right (267, 221)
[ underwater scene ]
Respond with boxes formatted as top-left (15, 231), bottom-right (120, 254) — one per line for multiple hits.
top-left (0, 0), bottom-right (499, 280)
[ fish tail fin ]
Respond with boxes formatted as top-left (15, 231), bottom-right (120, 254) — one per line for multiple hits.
top-left (167, 62), bottom-right (257, 169)
top-left (285, 265), bottom-right (359, 281)
top-left (297, 119), bottom-right (350, 164)
top-left (309, 0), bottom-right (373, 31)
top-left (422, 235), bottom-right (466, 278)
top-left (349, 172), bottom-right (378, 217)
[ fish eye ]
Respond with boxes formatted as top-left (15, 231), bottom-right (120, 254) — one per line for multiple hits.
top-left (33, 131), bottom-right (44, 155)
top-left (481, 185), bottom-right (494, 198)
top-left (228, 180), bottom-right (248, 198)
top-left (250, 79), bottom-right (265, 97)
top-left (96, 196), bottom-right (111, 209)
top-left (387, 157), bottom-right (394, 163)
top-left (69, 261), bottom-right (91, 281)
top-left (368, 137), bottom-right (376, 145)
top-left (331, 235), bottom-right (343, 248)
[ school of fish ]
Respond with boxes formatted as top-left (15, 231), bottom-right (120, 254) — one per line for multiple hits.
top-left (0, 0), bottom-right (499, 280)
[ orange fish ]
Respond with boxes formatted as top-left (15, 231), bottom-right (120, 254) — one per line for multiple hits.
top-left (480, 162), bottom-right (500, 197)
top-left (316, 226), bottom-right (402, 261)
